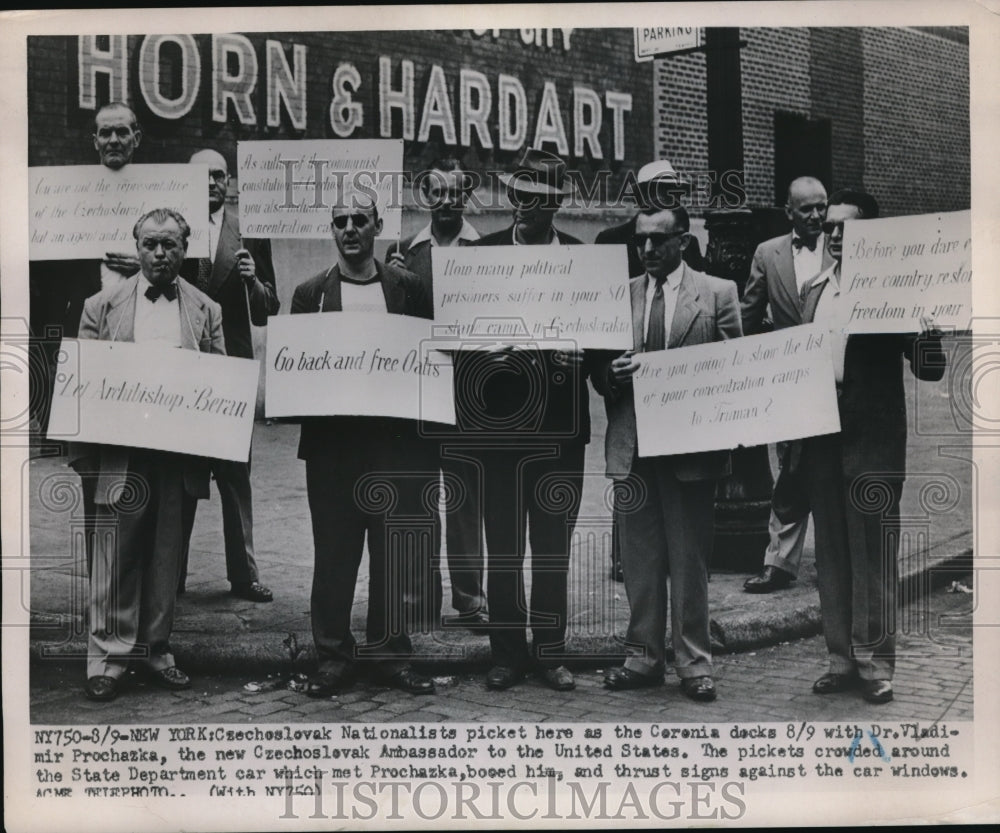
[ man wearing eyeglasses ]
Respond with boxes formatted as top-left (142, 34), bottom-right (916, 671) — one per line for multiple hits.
top-left (797, 189), bottom-right (945, 705)
top-left (290, 198), bottom-right (437, 698)
top-left (176, 149), bottom-right (279, 603)
top-left (594, 205), bottom-right (742, 703)
top-left (740, 176), bottom-right (835, 595)
top-left (386, 158), bottom-right (488, 633)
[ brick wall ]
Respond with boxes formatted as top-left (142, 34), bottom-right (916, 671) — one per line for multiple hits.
top-left (653, 51), bottom-right (709, 184)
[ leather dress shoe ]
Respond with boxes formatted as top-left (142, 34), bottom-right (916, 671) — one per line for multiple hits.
top-left (231, 581), bottom-right (274, 603)
top-left (743, 566), bottom-right (795, 594)
top-left (148, 666), bottom-right (191, 691)
top-left (486, 666), bottom-right (525, 690)
top-left (375, 667), bottom-right (436, 695)
top-left (442, 610), bottom-right (490, 633)
top-left (860, 679), bottom-right (894, 704)
top-left (306, 670), bottom-right (355, 697)
top-left (812, 671), bottom-right (857, 694)
top-left (539, 665), bottom-right (576, 691)
top-left (85, 675), bottom-right (120, 702)
top-left (603, 666), bottom-right (663, 691)
top-left (680, 676), bottom-right (717, 702)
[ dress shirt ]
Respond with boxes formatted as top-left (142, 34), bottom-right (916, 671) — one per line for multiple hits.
top-left (642, 263), bottom-right (683, 351)
top-left (208, 206), bottom-right (224, 262)
top-left (792, 232), bottom-right (825, 292)
top-left (811, 264), bottom-right (847, 384)
top-left (512, 226), bottom-right (563, 246)
top-left (133, 274), bottom-right (182, 346)
top-left (409, 219), bottom-right (480, 248)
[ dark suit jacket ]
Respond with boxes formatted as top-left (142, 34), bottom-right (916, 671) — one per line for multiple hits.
top-left (465, 225), bottom-right (590, 443)
top-left (395, 224), bottom-right (478, 285)
top-left (798, 266), bottom-right (946, 480)
top-left (594, 216), bottom-right (706, 277)
top-left (592, 265), bottom-right (743, 480)
top-left (179, 209), bottom-right (279, 359)
top-left (289, 259), bottom-right (433, 461)
top-left (70, 275), bottom-right (225, 504)
top-left (741, 232), bottom-right (834, 335)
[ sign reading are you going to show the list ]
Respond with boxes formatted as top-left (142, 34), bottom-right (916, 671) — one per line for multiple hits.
top-left (632, 324), bottom-right (841, 457)
top-left (46, 340), bottom-right (259, 462)
top-left (432, 244), bottom-right (633, 351)
top-left (265, 312), bottom-right (454, 424)
top-left (237, 139), bottom-right (404, 241)
top-left (29, 164), bottom-right (209, 260)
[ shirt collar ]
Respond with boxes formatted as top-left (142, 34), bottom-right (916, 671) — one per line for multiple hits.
top-left (647, 262), bottom-right (684, 291)
top-left (809, 262), bottom-right (840, 293)
top-left (512, 226), bottom-right (559, 246)
top-left (792, 231), bottom-right (824, 251)
top-left (138, 272), bottom-right (178, 295)
top-left (410, 219), bottom-right (479, 247)
top-left (210, 206), bottom-right (225, 225)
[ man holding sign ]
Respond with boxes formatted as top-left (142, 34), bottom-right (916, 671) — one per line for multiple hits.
top-left (290, 198), bottom-right (436, 698)
top-left (798, 189), bottom-right (946, 704)
top-left (594, 205), bottom-right (741, 703)
top-left (177, 148), bottom-right (279, 604)
top-left (71, 208), bottom-right (224, 702)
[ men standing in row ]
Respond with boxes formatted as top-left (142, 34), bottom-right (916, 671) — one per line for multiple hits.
top-left (740, 176), bottom-right (833, 594)
top-left (292, 198), bottom-right (436, 697)
top-left (75, 208), bottom-right (224, 701)
top-left (388, 158), bottom-right (488, 630)
top-left (799, 189), bottom-right (945, 704)
top-left (469, 148), bottom-right (587, 691)
top-left (595, 205), bottom-right (742, 703)
top-left (32, 102), bottom-right (144, 573)
top-left (178, 148), bottom-right (279, 603)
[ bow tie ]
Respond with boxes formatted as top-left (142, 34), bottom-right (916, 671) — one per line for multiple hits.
top-left (145, 282), bottom-right (177, 302)
top-left (792, 236), bottom-right (818, 252)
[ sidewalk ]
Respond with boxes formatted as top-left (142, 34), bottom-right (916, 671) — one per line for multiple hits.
top-left (26, 387), bottom-right (973, 675)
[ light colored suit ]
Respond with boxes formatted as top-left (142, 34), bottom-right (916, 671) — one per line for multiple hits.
top-left (593, 265), bottom-right (742, 679)
top-left (74, 275), bottom-right (224, 679)
top-left (741, 232), bottom-right (834, 577)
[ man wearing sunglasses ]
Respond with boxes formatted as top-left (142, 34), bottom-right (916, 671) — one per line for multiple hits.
top-left (387, 158), bottom-right (488, 634)
top-left (594, 205), bottom-right (742, 703)
top-left (290, 198), bottom-right (437, 698)
top-left (797, 189), bottom-right (945, 705)
top-left (741, 176), bottom-right (835, 596)
top-left (177, 148), bottom-right (279, 604)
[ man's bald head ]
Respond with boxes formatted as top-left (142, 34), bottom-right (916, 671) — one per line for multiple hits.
top-left (785, 176), bottom-right (827, 243)
top-left (190, 149), bottom-right (230, 213)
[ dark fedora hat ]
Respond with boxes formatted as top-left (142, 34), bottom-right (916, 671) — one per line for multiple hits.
top-left (499, 147), bottom-right (572, 196)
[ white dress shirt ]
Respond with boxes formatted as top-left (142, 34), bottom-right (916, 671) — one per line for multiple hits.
top-left (409, 218), bottom-right (480, 247)
top-left (207, 206), bottom-right (224, 262)
top-left (811, 264), bottom-right (848, 384)
top-left (792, 232), bottom-right (825, 292)
top-left (642, 263), bottom-right (683, 349)
top-left (133, 274), bottom-right (182, 347)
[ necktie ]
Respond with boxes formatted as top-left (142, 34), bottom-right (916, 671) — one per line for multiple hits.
top-left (145, 282), bottom-right (177, 302)
top-left (645, 278), bottom-right (666, 351)
top-left (195, 257), bottom-right (212, 291)
top-left (792, 236), bottom-right (817, 252)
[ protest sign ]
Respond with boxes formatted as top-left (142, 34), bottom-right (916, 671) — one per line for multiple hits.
top-left (632, 324), bottom-right (841, 456)
top-left (432, 244), bottom-right (632, 350)
top-left (46, 339), bottom-right (258, 462)
top-left (265, 312), bottom-right (454, 424)
top-left (840, 209), bottom-right (971, 333)
top-left (237, 139), bottom-right (404, 240)
top-left (28, 164), bottom-right (209, 259)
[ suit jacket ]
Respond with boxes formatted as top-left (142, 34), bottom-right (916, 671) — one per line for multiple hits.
top-left (290, 259), bottom-right (433, 461)
top-left (70, 275), bottom-right (225, 504)
top-left (593, 264), bottom-right (743, 480)
top-left (395, 220), bottom-right (479, 284)
top-left (741, 232), bottom-right (834, 335)
top-left (466, 224), bottom-right (590, 442)
top-left (797, 265), bottom-right (946, 480)
top-left (594, 216), bottom-right (706, 277)
top-left (179, 209), bottom-right (279, 359)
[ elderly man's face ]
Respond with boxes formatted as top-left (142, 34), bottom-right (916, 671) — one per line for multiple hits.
top-left (93, 108), bottom-right (140, 171)
top-left (331, 204), bottom-right (381, 264)
top-left (136, 217), bottom-right (188, 285)
top-left (785, 179), bottom-right (827, 242)
top-left (823, 203), bottom-right (861, 264)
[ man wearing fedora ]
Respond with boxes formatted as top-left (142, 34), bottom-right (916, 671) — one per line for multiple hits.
top-left (595, 160), bottom-right (705, 582)
top-left (463, 148), bottom-right (587, 692)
